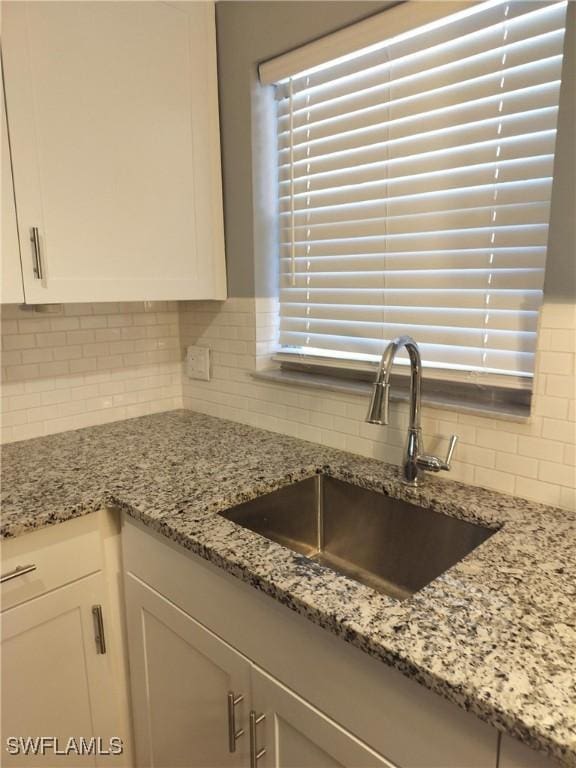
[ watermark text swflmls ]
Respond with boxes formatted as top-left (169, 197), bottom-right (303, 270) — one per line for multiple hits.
top-left (6, 737), bottom-right (123, 757)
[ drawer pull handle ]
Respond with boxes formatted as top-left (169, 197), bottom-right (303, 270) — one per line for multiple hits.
top-left (227, 692), bottom-right (244, 753)
top-left (0, 564), bottom-right (37, 584)
top-left (249, 711), bottom-right (266, 768)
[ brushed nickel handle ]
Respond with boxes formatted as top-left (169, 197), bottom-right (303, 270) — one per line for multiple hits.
top-left (30, 227), bottom-right (44, 280)
top-left (444, 434), bottom-right (458, 469)
top-left (417, 434), bottom-right (459, 473)
top-left (227, 692), bottom-right (244, 753)
top-left (249, 711), bottom-right (266, 768)
top-left (0, 564), bottom-right (37, 584)
top-left (92, 605), bottom-right (107, 654)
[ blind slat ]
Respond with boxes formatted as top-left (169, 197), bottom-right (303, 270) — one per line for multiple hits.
top-left (281, 256), bottom-right (547, 276)
top-left (281, 303), bottom-right (539, 332)
top-left (281, 318), bottom-right (536, 353)
top-left (280, 288), bottom-right (544, 311)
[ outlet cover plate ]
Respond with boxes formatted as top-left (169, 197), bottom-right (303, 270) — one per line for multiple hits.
top-left (186, 345), bottom-right (210, 381)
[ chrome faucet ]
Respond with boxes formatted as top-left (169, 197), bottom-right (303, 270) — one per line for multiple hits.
top-left (366, 335), bottom-right (458, 486)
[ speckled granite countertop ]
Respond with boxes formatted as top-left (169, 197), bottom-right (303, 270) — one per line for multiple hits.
top-left (2, 410), bottom-right (575, 765)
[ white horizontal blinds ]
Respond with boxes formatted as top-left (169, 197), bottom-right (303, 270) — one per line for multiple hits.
top-left (274, 0), bottom-right (567, 379)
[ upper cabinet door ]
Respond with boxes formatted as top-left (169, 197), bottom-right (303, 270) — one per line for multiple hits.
top-left (1, 71), bottom-right (24, 303)
top-left (2, 1), bottom-right (227, 304)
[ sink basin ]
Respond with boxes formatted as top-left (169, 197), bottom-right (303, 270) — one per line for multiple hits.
top-left (220, 476), bottom-right (496, 600)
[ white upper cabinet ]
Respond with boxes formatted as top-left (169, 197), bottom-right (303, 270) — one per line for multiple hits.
top-left (1, 71), bottom-right (24, 303)
top-left (1, 1), bottom-right (227, 304)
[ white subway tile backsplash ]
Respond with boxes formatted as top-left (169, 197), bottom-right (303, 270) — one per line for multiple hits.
top-left (538, 460), bottom-right (575, 488)
top-left (1, 320), bottom-right (18, 334)
top-left (70, 358), bottom-right (98, 374)
top-left (50, 317), bottom-right (80, 332)
top-left (1, 302), bottom-right (183, 443)
top-left (4, 334), bottom-right (37, 350)
top-left (514, 477), bottom-right (563, 507)
top-left (474, 467), bottom-right (516, 495)
top-left (539, 303), bottom-right (576, 329)
top-left (17, 318), bottom-right (47, 333)
top-left (21, 348), bottom-right (54, 365)
top-left (5, 364), bottom-right (41, 381)
top-left (495, 452), bottom-right (539, 480)
top-left (546, 329), bottom-right (575, 352)
top-left (560, 486), bottom-right (576, 511)
top-left (533, 395), bottom-right (570, 420)
top-left (456, 443), bottom-right (496, 469)
top-left (541, 418), bottom-right (576, 444)
top-left (537, 351), bottom-right (573, 375)
top-left (80, 316), bottom-right (108, 329)
top-left (475, 428), bottom-right (518, 454)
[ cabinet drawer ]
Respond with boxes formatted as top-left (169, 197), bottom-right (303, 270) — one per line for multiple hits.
top-left (1, 514), bottom-right (102, 611)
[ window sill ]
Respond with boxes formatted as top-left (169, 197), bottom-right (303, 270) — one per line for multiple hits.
top-left (252, 367), bottom-right (532, 423)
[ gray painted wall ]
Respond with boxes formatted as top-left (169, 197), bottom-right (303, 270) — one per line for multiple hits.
top-left (543, 1), bottom-right (575, 302)
top-left (216, 1), bottom-right (575, 301)
top-left (216, 1), bottom-right (389, 297)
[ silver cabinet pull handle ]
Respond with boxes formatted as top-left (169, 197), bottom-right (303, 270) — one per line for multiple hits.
top-left (249, 711), bottom-right (266, 768)
top-left (30, 226), bottom-right (44, 280)
top-left (92, 605), bottom-right (107, 654)
top-left (227, 692), bottom-right (244, 753)
top-left (0, 564), bottom-right (37, 584)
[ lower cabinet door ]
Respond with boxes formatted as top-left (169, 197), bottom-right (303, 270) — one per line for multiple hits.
top-left (124, 573), bottom-right (251, 768)
top-left (251, 666), bottom-right (397, 768)
top-left (0, 573), bottom-right (124, 767)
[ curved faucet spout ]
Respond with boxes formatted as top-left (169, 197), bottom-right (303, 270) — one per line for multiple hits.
top-left (366, 335), bottom-right (423, 485)
top-left (365, 335), bottom-right (458, 485)
top-left (367, 335), bottom-right (422, 431)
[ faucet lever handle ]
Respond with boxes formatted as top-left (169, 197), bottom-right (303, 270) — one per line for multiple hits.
top-left (444, 434), bottom-right (458, 469)
top-left (416, 433), bottom-right (458, 474)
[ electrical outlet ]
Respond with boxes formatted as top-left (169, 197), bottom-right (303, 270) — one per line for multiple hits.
top-left (186, 345), bottom-right (210, 381)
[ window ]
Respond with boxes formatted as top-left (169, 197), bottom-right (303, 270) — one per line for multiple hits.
top-left (260, 0), bottom-right (568, 390)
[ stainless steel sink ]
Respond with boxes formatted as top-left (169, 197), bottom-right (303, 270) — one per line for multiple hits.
top-left (220, 476), bottom-right (496, 600)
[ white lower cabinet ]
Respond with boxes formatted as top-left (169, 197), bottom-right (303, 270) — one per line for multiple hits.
top-left (125, 573), bottom-right (395, 768)
top-left (1, 573), bottom-right (124, 767)
top-left (0, 512), bottom-right (132, 767)
top-left (125, 574), bottom-right (250, 768)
